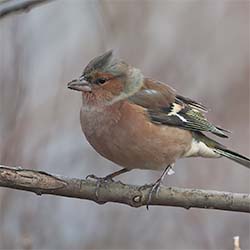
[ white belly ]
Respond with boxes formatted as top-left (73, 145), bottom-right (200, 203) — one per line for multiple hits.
top-left (184, 138), bottom-right (220, 158)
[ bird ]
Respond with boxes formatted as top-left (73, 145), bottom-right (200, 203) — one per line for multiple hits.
top-left (67, 50), bottom-right (250, 196)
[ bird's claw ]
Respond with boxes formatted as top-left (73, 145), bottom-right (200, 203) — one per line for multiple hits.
top-left (85, 174), bottom-right (114, 200)
top-left (86, 174), bottom-right (114, 182)
top-left (146, 180), bottom-right (162, 210)
top-left (86, 174), bottom-right (99, 180)
top-left (145, 164), bottom-right (173, 210)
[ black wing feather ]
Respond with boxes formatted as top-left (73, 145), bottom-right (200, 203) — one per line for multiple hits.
top-left (129, 79), bottom-right (230, 138)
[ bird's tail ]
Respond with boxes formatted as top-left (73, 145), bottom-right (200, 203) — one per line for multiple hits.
top-left (213, 148), bottom-right (250, 168)
top-left (194, 132), bottom-right (250, 169)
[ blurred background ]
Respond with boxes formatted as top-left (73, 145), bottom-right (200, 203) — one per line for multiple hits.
top-left (0, 0), bottom-right (249, 249)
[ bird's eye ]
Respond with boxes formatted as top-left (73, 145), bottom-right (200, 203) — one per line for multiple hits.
top-left (96, 78), bottom-right (107, 85)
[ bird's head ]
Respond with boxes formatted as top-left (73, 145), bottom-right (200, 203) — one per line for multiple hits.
top-left (67, 50), bottom-right (143, 106)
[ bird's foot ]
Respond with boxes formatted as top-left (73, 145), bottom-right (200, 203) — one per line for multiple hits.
top-left (86, 174), bottom-right (114, 200)
top-left (86, 174), bottom-right (114, 182)
top-left (145, 164), bottom-right (174, 210)
top-left (85, 168), bottom-right (130, 200)
top-left (146, 178), bottom-right (162, 210)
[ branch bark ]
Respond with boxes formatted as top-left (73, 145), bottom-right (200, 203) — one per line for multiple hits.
top-left (0, 165), bottom-right (249, 213)
top-left (0, 0), bottom-right (54, 19)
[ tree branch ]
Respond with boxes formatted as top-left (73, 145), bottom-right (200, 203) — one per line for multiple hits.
top-left (0, 0), bottom-right (54, 19)
top-left (0, 165), bottom-right (249, 213)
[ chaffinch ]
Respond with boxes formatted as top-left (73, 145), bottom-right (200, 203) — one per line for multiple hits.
top-left (68, 50), bottom-right (250, 191)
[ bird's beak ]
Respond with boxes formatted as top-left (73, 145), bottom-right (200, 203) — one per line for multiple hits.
top-left (67, 78), bottom-right (92, 92)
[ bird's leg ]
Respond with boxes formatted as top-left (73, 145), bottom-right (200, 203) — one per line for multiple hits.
top-left (146, 164), bottom-right (174, 210)
top-left (86, 168), bottom-right (130, 199)
top-left (86, 168), bottom-right (130, 181)
top-left (104, 168), bottom-right (131, 180)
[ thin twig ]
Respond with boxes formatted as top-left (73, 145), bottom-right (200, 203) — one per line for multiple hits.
top-left (0, 165), bottom-right (249, 213)
top-left (0, 0), bottom-right (54, 19)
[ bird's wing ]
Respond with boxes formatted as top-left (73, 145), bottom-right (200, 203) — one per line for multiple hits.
top-left (128, 78), bottom-right (229, 138)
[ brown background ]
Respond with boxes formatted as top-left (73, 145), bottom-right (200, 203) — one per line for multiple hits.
top-left (0, 0), bottom-right (249, 249)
